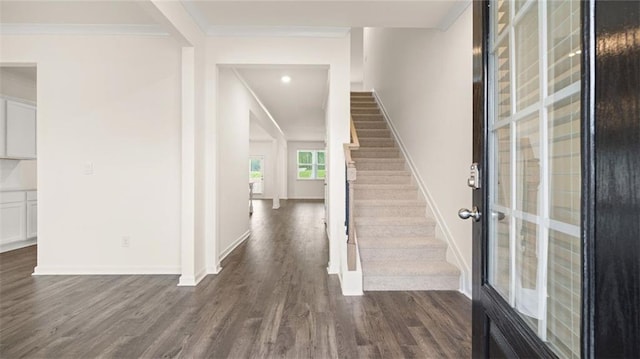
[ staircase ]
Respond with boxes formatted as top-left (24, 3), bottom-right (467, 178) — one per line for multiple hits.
top-left (350, 91), bottom-right (460, 291)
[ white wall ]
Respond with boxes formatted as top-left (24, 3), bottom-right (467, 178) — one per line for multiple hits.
top-left (217, 68), bottom-right (252, 260)
top-left (350, 28), bottom-right (364, 91)
top-left (363, 7), bottom-right (473, 294)
top-left (1, 67), bottom-right (37, 190)
top-left (249, 140), bottom-right (276, 199)
top-left (206, 36), bottom-right (350, 282)
top-left (0, 36), bottom-right (182, 274)
top-left (288, 141), bottom-right (325, 199)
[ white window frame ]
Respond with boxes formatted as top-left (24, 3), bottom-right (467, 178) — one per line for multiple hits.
top-left (296, 150), bottom-right (325, 180)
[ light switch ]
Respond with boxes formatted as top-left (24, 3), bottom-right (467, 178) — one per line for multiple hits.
top-left (84, 161), bottom-right (94, 175)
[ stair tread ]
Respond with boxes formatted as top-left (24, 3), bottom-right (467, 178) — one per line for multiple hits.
top-left (363, 260), bottom-right (460, 276)
top-left (354, 183), bottom-right (416, 189)
top-left (354, 158), bottom-right (404, 162)
top-left (355, 199), bottom-right (425, 207)
top-left (356, 170), bottom-right (410, 176)
top-left (353, 147), bottom-right (398, 152)
top-left (355, 216), bottom-right (434, 225)
top-left (358, 236), bottom-right (445, 248)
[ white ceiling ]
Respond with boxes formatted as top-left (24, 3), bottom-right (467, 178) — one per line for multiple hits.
top-left (1, 1), bottom-right (465, 143)
top-left (0, 1), bottom-right (470, 35)
top-left (238, 66), bottom-right (328, 142)
top-left (0, 1), bottom-right (157, 25)
top-left (182, 1), bottom-right (469, 32)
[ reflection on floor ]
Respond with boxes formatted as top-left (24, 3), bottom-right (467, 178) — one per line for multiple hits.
top-left (0, 199), bottom-right (471, 358)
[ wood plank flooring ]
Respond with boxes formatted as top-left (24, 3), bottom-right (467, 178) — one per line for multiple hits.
top-left (0, 199), bottom-right (471, 358)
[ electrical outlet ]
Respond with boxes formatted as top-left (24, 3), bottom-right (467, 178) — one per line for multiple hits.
top-left (83, 162), bottom-right (94, 175)
top-left (121, 236), bottom-right (130, 248)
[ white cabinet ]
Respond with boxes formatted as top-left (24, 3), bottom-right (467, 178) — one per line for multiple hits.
top-left (1, 98), bottom-right (37, 159)
top-left (0, 191), bottom-right (27, 245)
top-left (27, 191), bottom-right (37, 239)
top-left (0, 191), bottom-right (36, 248)
top-left (0, 99), bottom-right (6, 157)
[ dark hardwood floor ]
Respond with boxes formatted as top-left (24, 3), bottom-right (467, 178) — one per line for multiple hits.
top-left (0, 199), bottom-right (471, 358)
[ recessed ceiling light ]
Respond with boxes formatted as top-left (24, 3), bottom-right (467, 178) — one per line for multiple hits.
top-left (281, 75), bottom-right (291, 84)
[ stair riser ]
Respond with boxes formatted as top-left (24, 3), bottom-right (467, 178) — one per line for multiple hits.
top-left (363, 276), bottom-right (459, 291)
top-left (356, 129), bottom-right (392, 138)
top-left (355, 189), bottom-right (418, 200)
top-left (355, 176), bottom-right (411, 185)
top-left (352, 109), bottom-right (381, 115)
top-left (358, 138), bottom-right (395, 147)
top-left (352, 114), bottom-right (385, 121)
top-left (352, 150), bottom-right (400, 159)
top-left (355, 205), bottom-right (424, 217)
top-left (355, 161), bottom-right (406, 171)
top-left (356, 225), bottom-right (435, 237)
top-left (351, 102), bottom-right (378, 108)
top-left (360, 247), bottom-right (446, 261)
top-left (353, 122), bottom-right (387, 129)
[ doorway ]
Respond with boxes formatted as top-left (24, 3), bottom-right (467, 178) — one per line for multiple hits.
top-left (471, 0), bottom-right (640, 357)
top-left (0, 65), bottom-right (38, 265)
top-left (249, 156), bottom-right (265, 195)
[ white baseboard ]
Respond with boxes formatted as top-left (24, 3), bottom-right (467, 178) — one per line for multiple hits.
top-left (207, 264), bottom-right (222, 274)
top-left (218, 230), bottom-right (250, 263)
top-left (33, 265), bottom-right (181, 275)
top-left (372, 90), bottom-right (472, 296)
top-left (178, 275), bottom-right (196, 286)
top-left (339, 270), bottom-right (364, 295)
top-left (1, 238), bottom-right (36, 253)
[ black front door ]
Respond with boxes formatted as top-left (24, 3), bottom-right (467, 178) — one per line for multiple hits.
top-left (470, 0), bottom-right (640, 357)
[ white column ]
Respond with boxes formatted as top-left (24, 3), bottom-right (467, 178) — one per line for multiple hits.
top-left (178, 46), bottom-right (196, 286)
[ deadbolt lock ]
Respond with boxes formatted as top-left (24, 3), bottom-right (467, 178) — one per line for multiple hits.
top-left (467, 163), bottom-right (481, 189)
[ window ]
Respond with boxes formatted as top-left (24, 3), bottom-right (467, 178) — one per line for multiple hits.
top-left (297, 150), bottom-right (325, 180)
top-left (249, 156), bottom-right (264, 194)
top-left (488, 1), bottom-right (581, 358)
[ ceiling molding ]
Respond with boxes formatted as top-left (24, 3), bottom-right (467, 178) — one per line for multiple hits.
top-left (437, 0), bottom-right (471, 31)
top-left (0, 24), bottom-right (170, 36)
top-left (206, 26), bottom-right (350, 38)
top-left (180, 1), bottom-right (211, 33)
top-left (232, 69), bottom-right (287, 139)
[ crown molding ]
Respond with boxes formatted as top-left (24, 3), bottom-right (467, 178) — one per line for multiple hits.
top-left (0, 24), bottom-right (170, 36)
top-left (207, 26), bottom-right (350, 38)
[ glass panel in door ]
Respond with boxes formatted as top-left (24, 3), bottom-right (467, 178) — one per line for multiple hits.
top-left (249, 156), bottom-right (264, 194)
top-left (487, 1), bottom-right (582, 358)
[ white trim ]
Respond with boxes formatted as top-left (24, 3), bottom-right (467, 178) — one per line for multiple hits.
top-left (0, 239), bottom-right (36, 253)
top-left (337, 234), bottom-right (363, 295)
top-left (0, 24), bottom-right (169, 36)
top-left (206, 26), bottom-right (350, 38)
top-left (287, 196), bottom-right (324, 200)
top-left (338, 270), bottom-right (363, 296)
top-left (180, 0), bottom-right (210, 33)
top-left (232, 69), bottom-right (286, 139)
top-left (218, 230), bottom-right (250, 263)
top-left (178, 275), bottom-right (196, 286)
top-left (207, 264), bottom-right (222, 275)
top-left (372, 90), bottom-right (471, 295)
top-left (33, 265), bottom-right (181, 275)
top-left (437, 0), bottom-right (471, 31)
top-left (177, 266), bottom-right (208, 286)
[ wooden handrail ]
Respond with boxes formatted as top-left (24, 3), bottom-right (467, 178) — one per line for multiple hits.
top-left (344, 116), bottom-right (360, 271)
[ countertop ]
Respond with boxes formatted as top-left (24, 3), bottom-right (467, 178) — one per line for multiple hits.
top-left (0, 188), bottom-right (37, 192)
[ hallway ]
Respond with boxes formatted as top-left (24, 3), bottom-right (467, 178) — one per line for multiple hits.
top-left (0, 200), bottom-right (471, 358)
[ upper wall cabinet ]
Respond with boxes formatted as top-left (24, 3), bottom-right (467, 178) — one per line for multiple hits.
top-left (0, 98), bottom-right (37, 159)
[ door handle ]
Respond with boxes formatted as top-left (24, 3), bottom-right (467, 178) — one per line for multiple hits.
top-left (458, 206), bottom-right (481, 221)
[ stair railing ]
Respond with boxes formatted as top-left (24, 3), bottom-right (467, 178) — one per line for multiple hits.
top-left (344, 116), bottom-right (360, 271)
